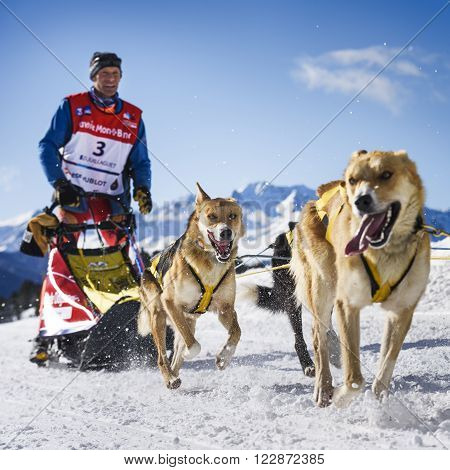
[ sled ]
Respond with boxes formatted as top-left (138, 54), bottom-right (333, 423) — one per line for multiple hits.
top-left (30, 193), bottom-right (172, 369)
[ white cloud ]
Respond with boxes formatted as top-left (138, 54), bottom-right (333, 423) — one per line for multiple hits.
top-left (394, 60), bottom-right (422, 77)
top-left (292, 46), bottom-right (433, 113)
top-left (292, 62), bottom-right (400, 111)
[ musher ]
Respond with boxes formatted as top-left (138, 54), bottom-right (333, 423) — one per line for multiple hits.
top-left (30, 52), bottom-right (152, 363)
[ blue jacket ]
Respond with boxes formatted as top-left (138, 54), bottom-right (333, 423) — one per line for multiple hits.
top-left (39, 93), bottom-right (151, 208)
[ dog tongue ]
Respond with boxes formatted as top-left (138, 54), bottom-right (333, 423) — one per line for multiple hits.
top-left (345, 212), bottom-right (387, 256)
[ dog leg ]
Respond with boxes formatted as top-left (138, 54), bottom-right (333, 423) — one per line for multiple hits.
top-left (163, 299), bottom-right (201, 360)
top-left (216, 307), bottom-right (241, 370)
top-left (171, 317), bottom-right (197, 376)
top-left (287, 303), bottom-right (315, 377)
top-left (312, 311), bottom-right (334, 407)
top-left (170, 332), bottom-right (186, 377)
top-left (139, 275), bottom-right (179, 388)
top-left (307, 274), bottom-right (335, 407)
top-left (372, 307), bottom-right (414, 399)
top-left (333, 299), bottom-right (365, 408)
top-left (149, 306), bottom-right (181, 389)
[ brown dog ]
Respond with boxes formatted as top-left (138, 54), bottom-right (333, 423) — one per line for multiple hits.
top-left (290, 150), bottom-right (430, 407)
top-left (138, 184), bottom-right (245, 388)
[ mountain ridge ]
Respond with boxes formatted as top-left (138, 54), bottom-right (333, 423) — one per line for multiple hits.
top-left (1, 181), bottom-right (449, 297)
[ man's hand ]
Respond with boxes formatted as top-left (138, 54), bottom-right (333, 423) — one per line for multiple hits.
top-left (54, 179), bottom-right (80, 207)
top-left (133, 186), bottom-right (152, 214)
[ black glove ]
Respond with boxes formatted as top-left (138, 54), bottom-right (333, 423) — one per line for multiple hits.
top-left (54, 179), bottom-right (80, 207)
top-left (133, 186), bottom-right (152, 214)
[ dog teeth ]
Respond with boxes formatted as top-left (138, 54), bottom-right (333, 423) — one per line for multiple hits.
top-left (381, 206), bottom-right (393, 231)
top-left (384, 206), bottom-right (392, 227)
top-left (368, 232), bottom-right (385, 243)
top-left (368, 205), bottom-right (394, 245)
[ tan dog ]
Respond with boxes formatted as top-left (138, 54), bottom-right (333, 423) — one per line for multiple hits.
top-left (290, 150), bottom-right (430, 407)
top-left (138, 184), bottom-right (245, 389)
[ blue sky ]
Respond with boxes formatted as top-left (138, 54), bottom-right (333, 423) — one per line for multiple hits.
top-left (0, 0), bottom-right (449, 219)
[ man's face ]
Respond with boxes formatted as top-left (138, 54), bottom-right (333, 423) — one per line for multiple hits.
top-left (92, 66), bottom-right (121, 98)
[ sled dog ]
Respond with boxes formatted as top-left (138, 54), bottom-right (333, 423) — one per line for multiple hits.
top-left (240, 223), bottom-right (341, 377)
top-left (138, 183), bottom-right (244, 388)
top-left (290, 150), bottom-right (430, 407)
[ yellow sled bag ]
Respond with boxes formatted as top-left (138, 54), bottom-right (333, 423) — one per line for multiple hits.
top-left (20, 212), bottom-right (59, 257)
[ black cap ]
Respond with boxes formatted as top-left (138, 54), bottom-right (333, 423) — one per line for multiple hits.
top-left (89, 52), bottom-right (122, 80)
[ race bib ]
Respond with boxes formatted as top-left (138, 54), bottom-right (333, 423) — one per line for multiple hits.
top-left (62, 132), bottom-right (133, 195)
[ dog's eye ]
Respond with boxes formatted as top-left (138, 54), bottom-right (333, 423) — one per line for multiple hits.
top-left (229, 213), bottom-right (236, 220)
top-left (380, 171), bottom-right (393, 180)
top-left (349, 177), bottom-right (357, 185)
top-left (207, 214), bottom-right (217, 220)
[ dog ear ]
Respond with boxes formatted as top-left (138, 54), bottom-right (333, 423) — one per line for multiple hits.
top-left (399, 153), bottom-right (424, 203)
top-left (351, 149), bottom-right (368, 158)
top-left (195, 182), bottom-right (211, 205)
top-left (238, 209), bottom-right (246, 238)
top-left (393, 149), bottom-right (408, 159)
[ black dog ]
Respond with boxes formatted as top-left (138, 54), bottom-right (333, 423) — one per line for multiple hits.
top-left (255, 222), bottom-right (315, 377)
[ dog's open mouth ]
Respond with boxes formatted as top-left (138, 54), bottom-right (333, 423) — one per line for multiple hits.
top-left (208, 232), bottom-right (233, 262)
top-left (345, 201), bottom-right (401, 256)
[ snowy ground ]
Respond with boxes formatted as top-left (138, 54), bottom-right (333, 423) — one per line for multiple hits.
top-left (0, 259), bottom-right (448, 450)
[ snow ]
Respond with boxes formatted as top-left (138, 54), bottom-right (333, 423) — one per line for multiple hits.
top-left (0, 259), bottom-right (448, 450)
top-left (0, 211), bottom-right (33, 228)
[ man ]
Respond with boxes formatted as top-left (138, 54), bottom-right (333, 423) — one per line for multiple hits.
top-left (30, 52), bottom-right (152, 364)
top-left (39, 51), bottom-right (152, 214)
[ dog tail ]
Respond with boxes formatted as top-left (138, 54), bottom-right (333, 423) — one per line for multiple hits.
top-left (237, 282), bottom-right (280, 312)
top-left (137, 270), bottom-right (161, 337)
top-left (137, 305), bottom-right (151, 337)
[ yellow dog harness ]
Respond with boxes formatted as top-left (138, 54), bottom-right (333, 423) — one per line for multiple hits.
top-left (315, 185), bottom-right (417, 303)
top-left (315, 184), bottom-right (346, 243)
top-left (359, 253), bottom-right (417, 303)
top-left (149, 239), bottom-right (231, 314)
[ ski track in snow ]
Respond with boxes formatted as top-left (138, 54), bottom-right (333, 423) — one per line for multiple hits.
top-left (0, 262), bottom-right (449, 450)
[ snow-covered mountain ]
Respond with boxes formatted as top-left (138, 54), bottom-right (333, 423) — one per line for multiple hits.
top-left (1, 182), bottom-right (449, 297)
top-left (0, 212), bottom-right (47, 297)
top-left (136, 182), bottom-right (317, 254)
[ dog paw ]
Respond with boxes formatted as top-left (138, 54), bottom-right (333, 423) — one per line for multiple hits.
top-left (216, 344), bottom-right (236, 370)
top-left (372, 380), bottom-right (389, 400)
top-left (333, 382), bottom-right (364, 408)
top-left (303, 365), bottom-right (316, 378)
top-left (183, 341), bottom-right (201, 360)
top-left (167, 377), bottom-right (181, 390)
top-left (313, 385), bottom-right (334, 407)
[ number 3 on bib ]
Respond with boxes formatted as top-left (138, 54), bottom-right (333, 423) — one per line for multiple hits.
top-left (93, 141), bottom-right (106, 156)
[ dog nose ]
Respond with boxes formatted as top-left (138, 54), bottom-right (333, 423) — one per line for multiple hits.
top-left (355, 194), bottom-right (374, 213)
top-left (220, 228), bottom-right (233, 241)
